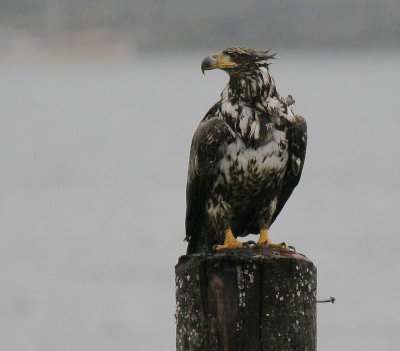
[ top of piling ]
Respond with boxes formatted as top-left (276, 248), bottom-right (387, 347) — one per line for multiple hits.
top-left (176, 247), bottom-right (312, 271)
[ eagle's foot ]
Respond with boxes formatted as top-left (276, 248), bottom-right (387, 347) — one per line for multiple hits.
top-left (214, 228), bottom-right (244, 251)
top-left (258, 241), bottom-right (296, 252)
top-left (264, 242), bottom-right (290, 251)
top-left (257, 229), bottom-right (293, 251)
top-left (214, 241), bottom-right (244, 251)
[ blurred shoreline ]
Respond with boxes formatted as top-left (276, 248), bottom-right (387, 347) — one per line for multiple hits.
top-left (1, 29), bottom-right (400, 65)
top-left (0, 28), bottom-right (136, 64)
top-left (1, 0), bottom-right (399, 63)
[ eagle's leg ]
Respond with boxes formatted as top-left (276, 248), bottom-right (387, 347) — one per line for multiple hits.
top-left (215, 228), bottom-right (244, 251)
top-left (258, 228), bottom-right (288, 250)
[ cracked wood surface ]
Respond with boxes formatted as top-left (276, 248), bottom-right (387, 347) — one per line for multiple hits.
top-left (175, 248), bottom-right (316, 351)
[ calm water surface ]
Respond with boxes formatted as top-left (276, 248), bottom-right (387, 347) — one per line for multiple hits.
top-left (0, 50), bottom-right (399, 350)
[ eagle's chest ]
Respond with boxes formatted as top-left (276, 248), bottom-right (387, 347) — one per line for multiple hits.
top-left (217, 127), bottom-right (289, 197)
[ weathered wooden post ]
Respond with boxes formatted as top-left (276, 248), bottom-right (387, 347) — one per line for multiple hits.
top-left (175, 248), bottom-right (316, 351)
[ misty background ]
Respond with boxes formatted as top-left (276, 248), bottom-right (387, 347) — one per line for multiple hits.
top-left (1, 0), bottom-right (400, 60)
top-left (1, 1), bottom-right (399, 350)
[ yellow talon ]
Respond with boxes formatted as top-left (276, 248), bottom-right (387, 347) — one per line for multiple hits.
top-left (215, 228), bottom-right (244, 251)
top-left (258, 229), bottom-right (289, 250)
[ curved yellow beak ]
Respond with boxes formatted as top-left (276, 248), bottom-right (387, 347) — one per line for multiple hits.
top-left (201, 53), bottom-right (238, 74)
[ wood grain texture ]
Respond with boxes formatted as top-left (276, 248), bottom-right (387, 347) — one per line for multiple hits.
top-left (175, 248), bottom-right (316, 351)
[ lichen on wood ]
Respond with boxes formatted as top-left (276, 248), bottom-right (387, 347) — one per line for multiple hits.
top-left (175, 248), bottom-right (316, 351)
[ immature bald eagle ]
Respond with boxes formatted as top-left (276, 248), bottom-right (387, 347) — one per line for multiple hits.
top-left (185, 47), bottom-right (307, 254)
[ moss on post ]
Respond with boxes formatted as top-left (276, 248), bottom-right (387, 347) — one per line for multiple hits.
top-left (175, 248), bottom-right (316, 351)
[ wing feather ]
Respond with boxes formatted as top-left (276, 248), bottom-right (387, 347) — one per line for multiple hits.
top-left (271, 115), bottom-right (307, 224)
top-left (185, 114), bottom-right (233, 254)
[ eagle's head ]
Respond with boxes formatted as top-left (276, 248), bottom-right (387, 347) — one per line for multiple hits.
top-left (201, 47), bottom-right (276, 78)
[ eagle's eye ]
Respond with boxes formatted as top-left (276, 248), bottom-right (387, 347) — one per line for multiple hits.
top-left (230, 53), bottom-right (238, 59)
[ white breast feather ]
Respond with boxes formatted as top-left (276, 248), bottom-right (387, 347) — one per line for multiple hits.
top-left (219, 129), bottom-right (288, 184)
top-left (249, 119), bottom-right (260, 139)
top-left (221, 101), bottom-right (238, 118)
top-left (239, 106), bottom-right (253, 135)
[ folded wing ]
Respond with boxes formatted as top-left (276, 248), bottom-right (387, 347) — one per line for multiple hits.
top-left (185, 116), bottom-right (234, 254)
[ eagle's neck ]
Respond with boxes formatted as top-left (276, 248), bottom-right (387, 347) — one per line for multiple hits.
top-left (218, 67), bottom-right (282, 139)
top-left (220, 67), bottom-right (277, 107)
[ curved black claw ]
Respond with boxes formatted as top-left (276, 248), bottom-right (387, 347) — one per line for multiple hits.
top-left (279, 242), bottom-right (296, 252)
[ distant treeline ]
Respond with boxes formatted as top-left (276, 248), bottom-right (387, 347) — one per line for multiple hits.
top-left (0, 0), bottom-right (399, 51)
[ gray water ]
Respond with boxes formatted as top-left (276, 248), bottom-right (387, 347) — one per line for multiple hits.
top-left (1, 50), bottom-right (399, 350)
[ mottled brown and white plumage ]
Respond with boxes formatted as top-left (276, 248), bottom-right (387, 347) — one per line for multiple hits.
top-left (186, 47), bottom-right (307, 254)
